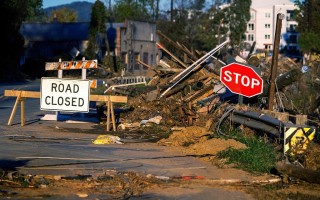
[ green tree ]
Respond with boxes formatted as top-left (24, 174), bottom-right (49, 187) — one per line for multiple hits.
top-left (184, 0), bottom-right (206, 52)
top-left (294, 0), bottom-right (320, 53)
top-left (85, 0), bottom-right (107, 59)
top-left (0, 0), bottom-right (42, 81)
top-left (228, 0), bottom-right (251, 48)
top-left (157, 0), bottom-right (206, 54)
top-left (113, 0), bottom-right (152, 21)
top-left (49, 7), bottom-right (78, 22)
top-left (195, 2), bottom-right (229, 51)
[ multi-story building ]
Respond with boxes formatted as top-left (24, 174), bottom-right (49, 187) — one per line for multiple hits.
top-left (245, 0), bottom-right (299, 57)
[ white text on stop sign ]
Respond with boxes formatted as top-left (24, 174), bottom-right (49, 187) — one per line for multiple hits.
top-left (222, 71), bottom-right (261, 89)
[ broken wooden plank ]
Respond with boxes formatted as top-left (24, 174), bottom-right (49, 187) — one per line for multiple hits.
top-left (157, 30), bottom-right (198, 61)
top-left (157, 43), bottom-right (188, 68)
top-left (160, 40), bottom-right (229, 98)
top-left (183, 85), bottom-right (214, 104)
top-left (162, 83), bottom-right (187, 98)
top-left (136, 59), bottom-right (153, 69)
top-left (155, 67), bottom-right (183, 73)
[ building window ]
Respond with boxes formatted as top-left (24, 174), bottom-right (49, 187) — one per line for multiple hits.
top-left (248, 23), bottom-right (254, 30)
top-left (143, 52), bottom-right (149, 70)
top-left (287, 24), bottom-right (297, 32)
top-left (150, 54), bottom-right (154, 65)
top-left (250, 12), bottom-right (255, 20)
top-left (265, 35), bottom-right (270, 39)
top-left (248, 34), bottom-right (254, 41)
top-left (265, 24), bottom-right (270, 28)
top-left (286, 10), bottom-right (294, 21)
top-left (134, 53), bottom-right (140, 70)
top-left (265, 13), bottom-right (271, 18)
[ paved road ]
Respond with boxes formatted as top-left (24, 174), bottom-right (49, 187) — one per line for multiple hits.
top-left (0, 80), bottom-right (44, 126)
top-left (0, 80), bottom-right (267, 199)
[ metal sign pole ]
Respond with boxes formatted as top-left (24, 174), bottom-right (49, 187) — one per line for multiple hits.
top-left (56, 58), bottom-right (63, 120)
top-left (81, 57), bottom-right (87, 118)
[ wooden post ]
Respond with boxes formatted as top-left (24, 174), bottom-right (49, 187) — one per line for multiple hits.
top-left (20, 98), bottom-right (26, 126)
top-left (8, 91), bottom-right (22, 126)
top-left (109, 96), bottom-right (116, 131)
top-left (268, 13), bottom-right (284, 110)
top-left (188, 102), bottom-right (193, 125)
top-left (106, 97), bottom-right (111, 131)
top-left (277, 112), bottom-right (289, 122)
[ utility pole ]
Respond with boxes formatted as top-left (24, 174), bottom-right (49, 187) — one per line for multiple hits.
top-left (268, 13), bottom-right (284, 110)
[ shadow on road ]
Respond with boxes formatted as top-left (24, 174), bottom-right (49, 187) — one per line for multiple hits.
top-left (11, 118), bottom-right (40, 126)
top-left (0, 159), bottom-right (30, 171)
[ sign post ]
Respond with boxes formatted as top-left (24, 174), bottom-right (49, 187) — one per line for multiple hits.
top-left (40, 78), bottom-right (90, 112)
top-left (220, 62), bottom-right (263, 98)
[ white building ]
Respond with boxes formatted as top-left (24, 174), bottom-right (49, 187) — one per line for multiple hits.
top-left (245, 0), bottom-right (299, 57)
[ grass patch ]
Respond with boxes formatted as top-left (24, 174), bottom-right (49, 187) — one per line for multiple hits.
top-left (217, 128), bottom-right (278, 173)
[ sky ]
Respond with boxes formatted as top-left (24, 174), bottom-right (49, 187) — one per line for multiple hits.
top-left (42, 0), bottom-right (96, 8)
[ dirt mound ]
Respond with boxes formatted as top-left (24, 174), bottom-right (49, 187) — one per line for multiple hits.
top-left (184, 138), bottom-right (246, 155)
top-left (158, 126), bottom-right (209, 146)
top-left (158, 126), bottom-right (246, 156)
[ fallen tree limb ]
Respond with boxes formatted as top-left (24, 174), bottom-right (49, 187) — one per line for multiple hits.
top-left (275, 161), bottom-right (320, 184)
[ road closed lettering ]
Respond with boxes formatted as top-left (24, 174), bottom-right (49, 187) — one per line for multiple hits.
top-left (41, 78), bottom-right (90, 112)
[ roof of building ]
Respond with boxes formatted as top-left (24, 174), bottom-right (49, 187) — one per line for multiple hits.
top-left (251, 0), bottom-right (294, 9)
top-left (20, 22), bottom-right (124, 42)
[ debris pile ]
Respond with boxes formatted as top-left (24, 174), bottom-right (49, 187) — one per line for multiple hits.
top-left (102, 34), bottom-right (320, 180)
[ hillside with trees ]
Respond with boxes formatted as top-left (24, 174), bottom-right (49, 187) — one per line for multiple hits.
top-left (44, 1), bottom-right (93, 22)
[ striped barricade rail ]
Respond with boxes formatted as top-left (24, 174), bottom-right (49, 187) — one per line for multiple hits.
top-left (45, 60), bottom-right (98, 71)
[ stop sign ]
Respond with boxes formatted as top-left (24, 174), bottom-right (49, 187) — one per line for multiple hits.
top-left (220, 62), bottom-right (263, 98)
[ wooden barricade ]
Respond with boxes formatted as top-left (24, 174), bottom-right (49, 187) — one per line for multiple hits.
top-left (4, 90), bottom-right (127, 131)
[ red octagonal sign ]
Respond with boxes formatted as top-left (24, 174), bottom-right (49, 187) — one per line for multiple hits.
top-left (220, 62), bottom-right (263, 98)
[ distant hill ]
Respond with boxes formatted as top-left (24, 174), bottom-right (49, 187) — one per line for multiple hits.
top-left (44, 1), bottom-right (93, 22)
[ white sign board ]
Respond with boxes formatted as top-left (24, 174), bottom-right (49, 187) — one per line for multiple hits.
top-left (40, 78), bottom-right (90, 112)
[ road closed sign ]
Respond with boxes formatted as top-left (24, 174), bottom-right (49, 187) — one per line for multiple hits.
top-left (40, 78), bottom-right (90, 112)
